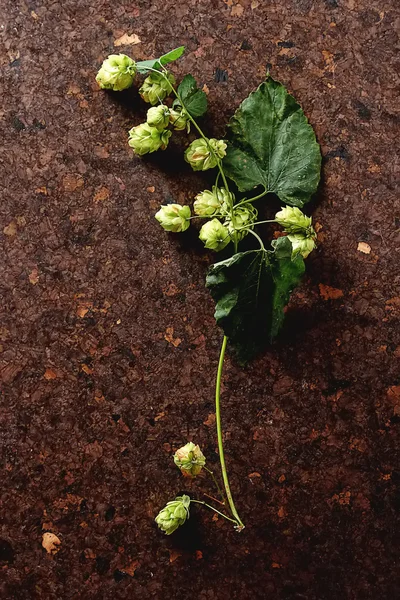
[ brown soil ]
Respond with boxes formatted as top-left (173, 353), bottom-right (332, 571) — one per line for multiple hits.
top-left (1, 1), bottom-right (400, 598)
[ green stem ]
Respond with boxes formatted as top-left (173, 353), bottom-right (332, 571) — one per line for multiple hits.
top-left (191, 499), bottom-right (238, 525)
top-left (215, 336), bottom-right (245, 530)
top-left (233, 187), bottom-right (268, 210)
top-left (236, 219), bottom-right (276, 230)
top-left (246, 228), bottom-right (265, 250)
top-left (204, 466), bottom-right (227, 506)
top-left (149, 66), bottom-right (243, 528)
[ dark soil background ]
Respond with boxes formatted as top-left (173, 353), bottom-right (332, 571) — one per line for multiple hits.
top-left (1, 1), bottom-right (400, 598)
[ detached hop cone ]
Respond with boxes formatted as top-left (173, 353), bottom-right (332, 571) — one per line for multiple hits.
top-left (155, 495), bottom-right (190, 535)
top-left (174, 442), bottom-right (206, 477)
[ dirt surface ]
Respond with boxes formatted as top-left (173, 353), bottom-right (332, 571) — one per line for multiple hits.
top-left (1, 0), bottom-right (400, 598)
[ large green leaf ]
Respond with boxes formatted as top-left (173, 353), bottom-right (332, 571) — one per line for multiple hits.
top-left (223, 76), bottom-right (321, 207)
top-left (206, 236), bottom-right (305, 360)
top-left (176, 74), bottom-right (207, 118)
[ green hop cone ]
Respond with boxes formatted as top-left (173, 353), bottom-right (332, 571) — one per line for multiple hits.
top-left (194, 186), bottom-right (234, 218)
top-left (169, 108), bottom-right (190, 132)
top-left (155, 495), bottom-right (190, 535)
top-left (194, 189), bottom-right (220, 217)
top-left (216, 187), bottom-right (235, 216)
top-left (146, 105), bottom-right (170, 131)
top-left (288, 233), bottom-right (316, 258)
top-left (139, 71), bottom-right (176, 105)
top-left (225, 203), bottom-right (258, 241)
top-left (275, 206), bottom-right (314, 237)
top-left (199, 218), bottom-right (230, 252)
top-left (128, 123), bottom-right (172, 156)
top-left (96, 54), bottom-right (136, 91)
top-left (174, 442), bottom-right (206, 478)
top-left (155, 204), bottom-right (191, 232)
top-left (185, 138), bottom-right (227, 171)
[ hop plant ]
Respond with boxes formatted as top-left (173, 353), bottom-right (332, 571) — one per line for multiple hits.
top-left (96, 54), bottom-right (136, 91)
top-left (199, 218), bottom-right (230, 252)
top-left (146, 105), bottom-right (170, 131)
top-left (155, 204), bottom-right (191, 232)
top-left (185, 138), bottom-right (227, 171)
top-left (225, 203), bottom-right (258, 241)
top-left (155, 495), bottom-right (190, 535)
top-left (128, 123), bottom-right (172, 156)
top-left (174, 442), bottom-right (206, 477)
top-left (287, 233), bottom-right (316, 258)
top-left (169, 108), bottom-right (190, 132)
top-left (139, 71), bottom-right (176, 105)
top-left (275, 206), bottom-right (314, 237)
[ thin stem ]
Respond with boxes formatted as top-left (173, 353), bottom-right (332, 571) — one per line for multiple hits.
top-left (215, 336), bottom-right (245, 530)
top-left (204, 466), bottom-right (227, 506)
top-left (148, 66), bottom-right (244, 529)
top-left (236, 219), bottom-right (276, 230)
top-left (191, 499), bottom-right (238, 525)
top-left (246, 228), bottom-right (265, 250)
top-left (233, 187), bottom-right (268, 210)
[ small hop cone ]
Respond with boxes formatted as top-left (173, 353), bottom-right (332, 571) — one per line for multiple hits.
top-left (174, 442), bottom-right (206, 478)
top-left (96, 54), bottom-right (136, 91)
top-left (275, 206), bottom-right (317, 258)
top-left (215, 187), bottom-right (235, 216)
top-left (185, 138), bottom-right (227, 171)
top-left (169, 108), bottom-right (190, 132)
top-left (225, 203), bottom-right (258, 241)
top-left (146, 105), bottom-right (170, 131)
top-left (155, 495), bottom-right (190, 535)
top-left (288, 233), bottom-right (316, 259)
top-left (139, 71), bottom-right (176, 105)
top-left (128, 123), bottom-right (172, 156)
top-left (199, 218), bottom-right (230, 252)
top-left (155, 204), bottom-right (191, 233)
top-left (275, 206), bottom-right (314, 237)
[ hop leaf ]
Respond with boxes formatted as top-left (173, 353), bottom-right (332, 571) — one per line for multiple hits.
top-left (155, 495), bottom-right (190, 535)
top-left (155, 204), bottom-right (191, 232)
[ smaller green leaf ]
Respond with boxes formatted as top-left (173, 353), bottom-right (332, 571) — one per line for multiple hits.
top-left (206, 236), bottom-right (305, 360)
top-left (160, 46), bottom-right (185, 65)
top-left (136, 46), bottom-right (185, 74)
top-left (177, 74), bottom-right (208, 118)
top-left (136, 59), bottom-right (162, 74)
